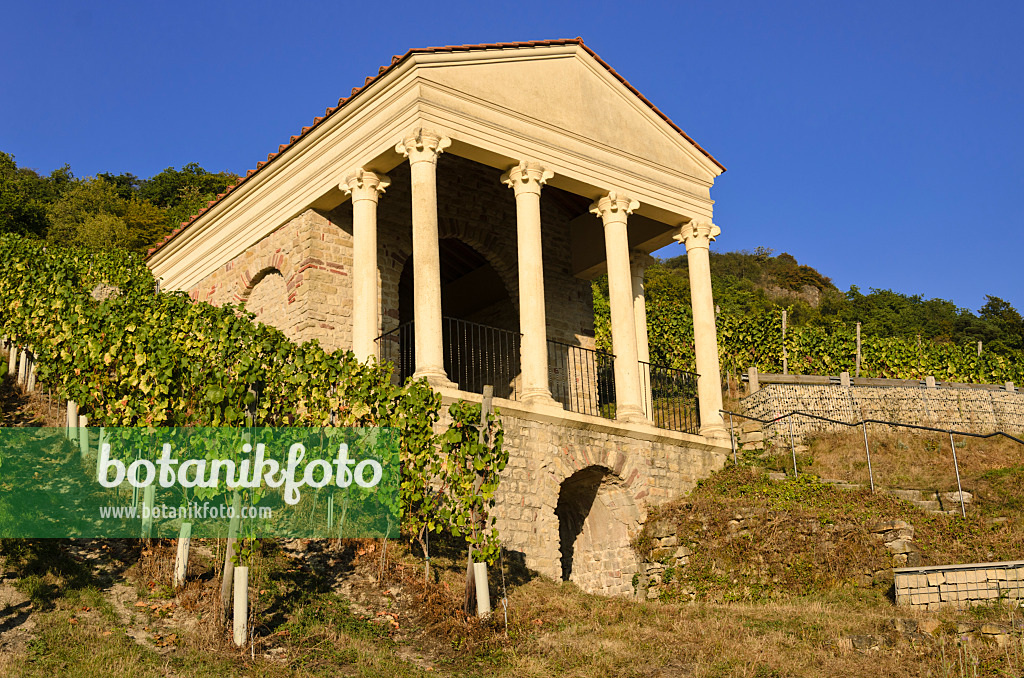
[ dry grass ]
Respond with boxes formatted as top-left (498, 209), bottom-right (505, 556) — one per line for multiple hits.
top-left (3, 531), bottom-right (1024, 677)
top-left (799, 428), bottom-right (1024, 494)
top-left (493, 578), bottom-right (1024, 678)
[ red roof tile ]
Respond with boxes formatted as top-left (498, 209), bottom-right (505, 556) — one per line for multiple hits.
top-left (146, 38), bottom-right (723, 260)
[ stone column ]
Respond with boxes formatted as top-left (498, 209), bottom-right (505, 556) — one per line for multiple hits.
top-left (674, 220), bottom-right (728, 439)
top-left (630, 252), bottom-right (653, 364)
top-left (340, 168), bottom-right (390, 363)
top-left (590, 192), bottom-right (645, 422)
top-left (631, 251), bottom-right (654, 417)
top-left (395, 129), bottom-right (454, 386)
top-left (502, 161), bottom-right (557, 406)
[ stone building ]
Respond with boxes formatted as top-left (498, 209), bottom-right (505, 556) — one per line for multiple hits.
top-left (147, 39), bottom-right (731, 596)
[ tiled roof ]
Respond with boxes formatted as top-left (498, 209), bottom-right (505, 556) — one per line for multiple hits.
top-left (146, 38), bottom-right (723, 259)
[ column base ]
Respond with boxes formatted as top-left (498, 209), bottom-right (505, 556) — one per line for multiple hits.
top-left (413, 369), bottom-right (457, 389)
top-left (699, 424), bottom-right (730, 441)
top-left (521, 389), bottom-right (562, 409)
top-left (615, 405), bottom-right (649, 424)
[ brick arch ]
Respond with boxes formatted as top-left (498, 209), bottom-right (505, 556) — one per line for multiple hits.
top-left (437, 216), bottom-right (521, 312)
top-left (381, 220), bottom-right (522, 313)
top-left (233, 252), bottom-right (297, 304)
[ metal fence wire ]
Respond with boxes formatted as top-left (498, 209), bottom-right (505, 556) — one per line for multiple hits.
top-left (720, 407), bottom-right (1024, 517)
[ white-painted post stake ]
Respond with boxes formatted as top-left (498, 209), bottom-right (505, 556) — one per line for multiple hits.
top-left (8, 343), bottom-right (17, 378)
top-left (220, 492), bottom-right (242, 616)
top-left (855, 322), bottom-right (862, 378)
top-left (781, 310), bottom-right (788, 375)
top-left (17, 349), bottom-right (27, 386)
top-left (141, 484), bottom-right (155, 540)
top-left (748, 367), bottom-right (759, 395)
top-left (788, 416), bottom-right (798, 477)
top-left (948, 431), bottom-right (967, 518)
top-left (26, 355), bottom-right (36, 392)
top-left (327, 493), bottom-right (334, 531)
top-left (95, 429), bottom-right (107, 481)
top-left (67, 400), bottom-right (79, 441)
top-left (233, 566), bottom-right (248, 647)
top-left (862, 422), bottom-right (875, 494)
top-left (174, 522), bottom-right (192, 588)
top-left (473, 561), bottom-right (491, 618)
top-left (728, 413), bottom-right (738, 466)
top-left (78, 415), bottom-right (89, 457)
top-left (977, 341), bottom-right (982, 357)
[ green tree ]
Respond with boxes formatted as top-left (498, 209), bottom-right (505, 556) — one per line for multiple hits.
top-left (979, 295), bottom-right (1024, 351)
top-left (0, 153), bottom-right (49, 237)
top-left (138, 163), bottom-right (237, 209)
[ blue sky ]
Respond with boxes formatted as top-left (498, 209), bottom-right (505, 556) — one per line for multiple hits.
top-left (2, 1), bottom-right (1021, 313)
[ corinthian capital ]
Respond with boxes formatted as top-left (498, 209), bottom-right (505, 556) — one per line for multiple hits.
top-left (629, 250), bottom-right (656, 276)
top-left (674, 219), bottom-right (721, 250)
top-left (501, 160), bottom-right (554, 196)
top-left (394, 129), bottom-right (451, 165)
top-left (339, 168), bottom-right (390, 202)
top-left (589, 191), bottom-right (640, 224)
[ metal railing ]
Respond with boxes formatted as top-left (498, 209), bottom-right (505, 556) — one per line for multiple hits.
top-left (443, 317), bottom-right (521, 400)
top-left (376, 321), bottom-right (414, 386)
top-left (547, 340), bottom-right (616, 419)
top-left (640, 362), bottom-right (700, 434)
top-left (375, 322), bottom-right (702, 434)
top-left (375, 318), bottom-right (521, 399)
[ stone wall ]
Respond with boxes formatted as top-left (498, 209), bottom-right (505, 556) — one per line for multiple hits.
top-left (187, 209), bottom-right (353, 353)
top-left (439, 391), bottom-right (728, 598)
top-left (743, 384), bottom-right (1024, 438)
top-left (895, 561), bottom-right (1024, 610)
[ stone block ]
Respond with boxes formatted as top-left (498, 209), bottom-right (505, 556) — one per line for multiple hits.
top-left (885, 539), bottom-right (914, 554)
top-left (966, 570), bottom-right (986, 584)
top-left (946, 571), bottom-right (968, 584)
top-left (927, 572), bottom-right (945, 587)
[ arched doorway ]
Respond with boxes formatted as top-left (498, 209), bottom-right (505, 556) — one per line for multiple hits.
top-left (555, 466), bottom-right (640, 595)
top-left (394, 238), bottom-right (521, 397)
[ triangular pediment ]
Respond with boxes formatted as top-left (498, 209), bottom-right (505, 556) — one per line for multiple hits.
top-left (413, 46), bottom-right (721, 183)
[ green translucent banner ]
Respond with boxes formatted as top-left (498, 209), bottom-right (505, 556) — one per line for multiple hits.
top-left (0, 427), bottom-right (399, 539)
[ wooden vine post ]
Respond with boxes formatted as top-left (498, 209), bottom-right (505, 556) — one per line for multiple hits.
top-left (219, 491), bottom-right (242, 619)
top-left (464, 385), bottom-right (493, 618)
